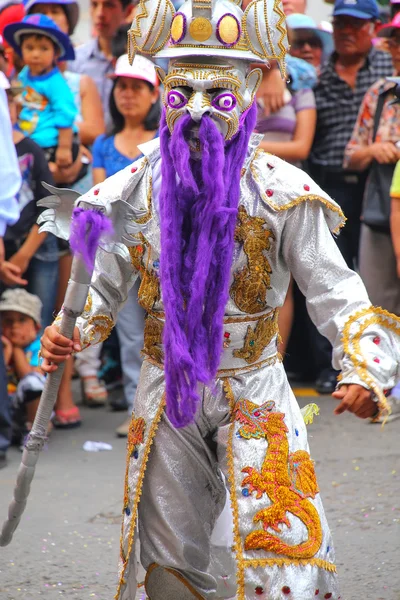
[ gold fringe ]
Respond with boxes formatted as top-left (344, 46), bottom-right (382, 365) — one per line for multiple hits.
top-left (115, 395), bottom-right (166, 600)
top-left (244, 557), bottom-right (337, 572)
top-left (341, 306), bottom-right (400, 419)
top-left (250, 152), bottom-right (346, 235)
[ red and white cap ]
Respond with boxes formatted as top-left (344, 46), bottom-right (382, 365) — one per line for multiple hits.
top-left (110, 53), bottom-right (158, 87)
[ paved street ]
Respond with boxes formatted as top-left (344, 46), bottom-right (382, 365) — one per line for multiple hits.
top-left (0, 386), bottom-right (399, 600)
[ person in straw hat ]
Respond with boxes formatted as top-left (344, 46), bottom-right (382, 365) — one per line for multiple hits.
top-left (40, 1), bottom-right (400, 598)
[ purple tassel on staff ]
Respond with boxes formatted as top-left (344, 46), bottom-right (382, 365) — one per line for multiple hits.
top-left (69, 207), bottom-right (114, 271)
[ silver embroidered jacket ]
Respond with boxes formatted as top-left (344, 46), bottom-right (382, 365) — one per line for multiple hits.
top-left (67, 135), bottom-right (400, 412)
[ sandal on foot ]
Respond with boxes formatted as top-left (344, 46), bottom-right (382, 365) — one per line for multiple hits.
top-left (53, 406), bottom-right (81, 429)
top-left (81, 376), bottom-right (107, 407)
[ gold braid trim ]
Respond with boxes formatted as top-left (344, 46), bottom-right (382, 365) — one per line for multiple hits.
top-left (250, 152), bottom-right (346, 235)
top-left (115, 395), bottom-right (166, 599)
top-left (243, 557), bottom-right (337, 572)
top-left (223, 379), bottom-right (245, 600)
top-left (341, 306), bottom-right (400, 418)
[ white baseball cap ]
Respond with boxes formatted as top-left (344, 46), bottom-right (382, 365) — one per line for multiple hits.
top-left (110, 54), bottom-right (158, 87)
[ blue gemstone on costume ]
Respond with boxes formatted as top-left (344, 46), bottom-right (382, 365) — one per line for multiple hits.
top-left (125, 507), bottom-right (131, 516)
top-left (327, 546), bottom-right (330, 553)
top-left (242, 488), bottom-right (250, 497)
top-left (133, 450), bottom-right (139, 459)
top-left (236, 432), bottom-right (241, 438)
top-left (153, 260), bottom-right (160, 269)
top-left (295, 429), bottom-right (299, 436)
top-left (249, 340), bottom-right (255, 346)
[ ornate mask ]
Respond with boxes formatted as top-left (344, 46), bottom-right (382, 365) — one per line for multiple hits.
top-left (157, 57), bottom-right (262, 141)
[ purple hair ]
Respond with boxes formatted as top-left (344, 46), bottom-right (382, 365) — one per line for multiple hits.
top-left (70, 207), bottom-right (114, 273)
top-left (159, 103), bottom-right (257, 427)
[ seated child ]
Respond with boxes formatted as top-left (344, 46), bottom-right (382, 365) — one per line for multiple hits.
top-left (0, 289), bottom-right (46, 443)
top-left (3, 13), bottom-right (77, 168)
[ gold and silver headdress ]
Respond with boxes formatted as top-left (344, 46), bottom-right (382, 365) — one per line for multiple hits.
top-left (128, 0), bottom-right (288, 76)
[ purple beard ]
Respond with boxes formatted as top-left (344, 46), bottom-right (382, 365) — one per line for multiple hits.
top-left (159, 103), bottom-right (257, 427)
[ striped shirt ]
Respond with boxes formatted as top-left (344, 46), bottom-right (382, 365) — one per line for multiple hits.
top-left (310, 48), bottom-right (393, 170)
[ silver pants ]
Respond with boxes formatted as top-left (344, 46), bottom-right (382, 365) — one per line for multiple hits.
top-left (138, 381), bottom-right (230, 598)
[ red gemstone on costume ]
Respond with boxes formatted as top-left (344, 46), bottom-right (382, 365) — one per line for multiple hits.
top-left (224, 332), bottom-right (230, 338)
top-left (255, 587), bottom-right (264, 595)
top-left (94, 188), bottom-right (99, 195)
top-left (137, 246), bottom-right (143, 253)
top-left (267, 163), bottom-right (274, 169)
top-left (266, 189), bottom-right (274, 197)
top-left (282, 587), bottom-right (291, 595)
top-left (315, 592), bottom-right (319, 596)
top-left (373, 357), bottom-right (380, 363)
top-left (254, 410), bottom-right (261, 417)
top-left (324, 594), bottom-right (332, 599)
top-left (373, 336), bottom-right (380, 345)
top-left (303, 184), bottom-right (310, 191)
top-left (131, 167), bottom-right (137, 173)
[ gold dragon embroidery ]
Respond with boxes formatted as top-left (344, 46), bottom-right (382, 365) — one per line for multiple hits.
top-left (230, 205), bottom-right (274, 314)
top-left (233, 310), bottom-right (280, 364)
top-left (235, 399), bottom-right (322, 558)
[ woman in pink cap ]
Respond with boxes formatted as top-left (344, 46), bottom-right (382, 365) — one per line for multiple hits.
top-left (92, 53), bottom-right (160, 183)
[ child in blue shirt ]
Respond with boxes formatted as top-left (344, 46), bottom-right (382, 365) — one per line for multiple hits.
top-left (4, 13), bottom-right (77, 168)
top-left (0, 288), bottom-right (46, 443)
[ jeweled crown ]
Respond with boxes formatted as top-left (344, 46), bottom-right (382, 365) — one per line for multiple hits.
top-left (128, 0), bottom-right (288, 75)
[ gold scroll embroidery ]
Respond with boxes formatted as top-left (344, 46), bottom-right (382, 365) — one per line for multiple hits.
top-left (230, 205), bottom-right (274, 314)
top-left (233, 309), bottom-right (279, 363)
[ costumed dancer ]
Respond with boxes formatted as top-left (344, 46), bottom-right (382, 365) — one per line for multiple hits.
top-left (40, 1), bottom-right (400, 599)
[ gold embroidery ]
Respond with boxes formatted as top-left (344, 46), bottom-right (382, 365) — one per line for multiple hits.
top-left (341, 306), bottom-right (400, 418)
top-left (82, 293), bottom-right (93, 317)
top-left (230, 205), bottom-right (274, 314)
top-left (138, 269), bottom-right (161, 312)
top-left (136, 173), bottom-right (153, 224)
top-left (143, 316), bottom-right (164, 363)
top-left (116, 395), bottom-right (166, 599)
top-left (235, 399), bottom-right (322, 558)
top-left (223, 379), bottom-right (246, 600)
top-left (123, 416), bottom-right (146, 511)
top-left (87, 314), bottom-right (114, 344)
top-left (233, 309), bottom-right (279, 363)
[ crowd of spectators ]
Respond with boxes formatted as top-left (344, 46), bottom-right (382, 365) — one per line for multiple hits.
top-left (0, 0), bottom-right (400, 469)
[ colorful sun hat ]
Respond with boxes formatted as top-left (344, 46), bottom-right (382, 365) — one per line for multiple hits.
top-left (3, 13), bottom-right (75, 60)
top-left (110, 53), bottom-right (159, 87)
top-left (378, 12), bottom-right (400, 36)
top-left (286, 13), bottom-right (334, 56)
top-left (23, 0), bottom-right (79, 35)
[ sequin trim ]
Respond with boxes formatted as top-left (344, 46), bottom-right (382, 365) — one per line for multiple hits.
top-left (223, 379), bottom-right (246, 600)
top-left (116, 395), bottom-right (166, 599)
top-left (243, 557), bottom-right (337, 572)
top-left (341, 306), bottom-right (400, 419)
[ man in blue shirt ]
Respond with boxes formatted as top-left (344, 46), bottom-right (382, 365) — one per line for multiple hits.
top-left (0, 83), bottom-right (21, 469)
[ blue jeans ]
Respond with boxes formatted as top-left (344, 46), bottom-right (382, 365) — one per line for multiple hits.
top-left (116, 280), bottom-right (145, 412)
top-left (0, 318), bottom-right (11, 454)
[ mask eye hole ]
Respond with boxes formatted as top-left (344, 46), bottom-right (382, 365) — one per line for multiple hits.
top-left (167, 90), bottom-right (188, 109)
top-left (212, 92), bottom-right (237, 112)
